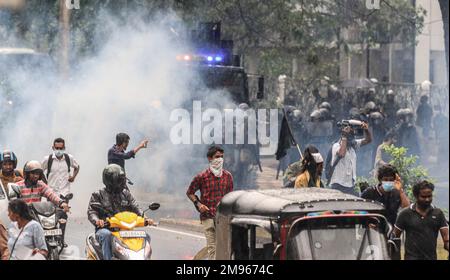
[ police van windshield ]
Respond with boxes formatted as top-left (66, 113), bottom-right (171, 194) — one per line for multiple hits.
top-left (287, 216), bottom-right (388, 260)
top-left (194, 66), bottom-right (247, 104)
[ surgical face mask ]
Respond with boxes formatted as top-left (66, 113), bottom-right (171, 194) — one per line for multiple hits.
top-left (209, 158), bottom-right (224, 177)
top-left (381, 181), bottom-right (395, 192)
top-left (54, 149), bottom-right (65, 158)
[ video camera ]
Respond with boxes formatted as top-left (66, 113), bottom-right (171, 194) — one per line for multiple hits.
top-left (337, 120), bottom-right (365, 137)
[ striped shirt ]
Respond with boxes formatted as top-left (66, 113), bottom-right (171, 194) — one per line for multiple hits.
top-left (15, 180), bottom-right (62, 206)
top-left (187, 168), bottom-right (233, 220)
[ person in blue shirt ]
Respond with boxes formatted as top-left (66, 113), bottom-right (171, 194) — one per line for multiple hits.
top-left (107, 133), bottom-right (149, 171)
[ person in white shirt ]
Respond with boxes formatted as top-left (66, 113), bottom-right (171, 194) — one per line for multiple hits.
top-left (329, 121), bottom-right (372, 196)
top-left (42, 138), bottom-right (80, 197)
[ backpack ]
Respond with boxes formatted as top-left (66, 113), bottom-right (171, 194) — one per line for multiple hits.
top-left (47, 153), bottom-right (71, 178)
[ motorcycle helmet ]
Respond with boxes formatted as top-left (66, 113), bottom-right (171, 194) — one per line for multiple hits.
top-left (23, 160), bottom-right (44, 181)
top-left (0, 150), bottom-right (18, 169)
top-left (103, 164), bottom-right (126, 194)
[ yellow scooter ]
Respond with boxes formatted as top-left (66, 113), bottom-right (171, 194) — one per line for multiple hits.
top-left (86, 203), bottom-right (160, 260)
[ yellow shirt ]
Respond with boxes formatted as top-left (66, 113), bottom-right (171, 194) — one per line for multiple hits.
top-left (0, 170), bottom-right (23, 194)
top-left (294, 170), bottom-right (322, 188)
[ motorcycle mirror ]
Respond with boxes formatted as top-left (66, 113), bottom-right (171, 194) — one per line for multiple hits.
top-left (149, 203), bottom-right (160, 211)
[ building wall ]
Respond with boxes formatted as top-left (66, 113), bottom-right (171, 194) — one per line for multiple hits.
top-left (415, 0), bottom-right (447, 85)
top-left (340, 0), bottom-right (447, 85)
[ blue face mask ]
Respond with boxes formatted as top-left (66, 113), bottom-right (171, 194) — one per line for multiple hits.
top-left (381, 181), bottom-right (395, 192)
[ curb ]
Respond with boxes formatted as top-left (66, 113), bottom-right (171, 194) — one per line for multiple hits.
top-left (158, 218), bottom-right (204, 234)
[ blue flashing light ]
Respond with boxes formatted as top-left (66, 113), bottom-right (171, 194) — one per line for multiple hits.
top-left (215, 56), bottom-right (223, 62)
top-left (207, 56), bottom-right (214, 62)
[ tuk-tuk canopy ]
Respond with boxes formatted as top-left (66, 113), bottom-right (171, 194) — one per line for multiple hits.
top-left (218, 188), bottom-right (384, 218)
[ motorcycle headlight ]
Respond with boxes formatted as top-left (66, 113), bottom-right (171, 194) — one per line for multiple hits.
top-left (39, 214), bottom-right (56, 229)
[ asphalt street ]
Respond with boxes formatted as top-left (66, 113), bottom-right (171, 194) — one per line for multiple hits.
top-left (60, 217), bottom-right (206, 260)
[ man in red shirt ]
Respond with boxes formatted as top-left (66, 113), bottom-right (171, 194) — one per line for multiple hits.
top-left (186, 145), bottom-right (234, 260)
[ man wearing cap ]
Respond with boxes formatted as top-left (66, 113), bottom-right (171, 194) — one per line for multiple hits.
top-left (294, 145), bottom-right (324, 188)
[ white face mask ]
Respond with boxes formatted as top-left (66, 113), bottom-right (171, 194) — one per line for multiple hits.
top-left (209, 158), bottom-right (224, 177)
top-left (54, 149), bottom-right (65, 158)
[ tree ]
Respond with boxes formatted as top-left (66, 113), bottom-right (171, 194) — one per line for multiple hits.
top-left (175, 0), bottom-right (424, 91)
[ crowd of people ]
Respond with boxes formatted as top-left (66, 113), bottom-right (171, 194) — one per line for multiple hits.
top-left (280, 118), bottom-right (448, 260)
top-left (280, 85), bottom-right (449, 179)
top-left (0, 133), bottom-right (151, 260)
top-left (0, 120), bottom-right (448, 260)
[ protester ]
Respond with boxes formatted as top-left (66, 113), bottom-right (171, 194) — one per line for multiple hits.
top-left (294, 146), bottom-right (324, 188)
top-left (0, 150), bottom-right (23, 196)
top-left (107, 133), bottom-right (149, 172)
top-left (373, 131), bottom-right (397, 174)
top-left (393, 181), bottom-right (449, 260)
top-left (42, 138), bottom-right (80, 196)
top-left (186, 145), bottom-right (233, 260)
top-left (327, 120), bottom-right (372, 196)
top-left (361, 164), bottom-right (410, 225)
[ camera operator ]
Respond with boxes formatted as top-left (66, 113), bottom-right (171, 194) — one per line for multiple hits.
top-left (328, 120), bottom-right (372, 196)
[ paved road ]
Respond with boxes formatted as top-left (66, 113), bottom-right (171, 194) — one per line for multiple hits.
top-left (60, 217), bottom-right (205, 260)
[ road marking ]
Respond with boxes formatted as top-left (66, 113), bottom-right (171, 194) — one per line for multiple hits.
top-left (150, 226), bottom-right (205, 239)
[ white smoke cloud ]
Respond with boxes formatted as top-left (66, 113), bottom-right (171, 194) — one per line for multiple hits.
top-left (0, 9), bottom-right (212, 217)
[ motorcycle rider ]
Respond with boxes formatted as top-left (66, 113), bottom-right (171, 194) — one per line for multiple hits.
top-left (9, 161), bottom-right (70, 247)
top-left (9, 161), bottom-right (69, 211)
top-left (0, 150), bottom-right (23, 196)
top-left (87, 164), bottom-right (154, 260)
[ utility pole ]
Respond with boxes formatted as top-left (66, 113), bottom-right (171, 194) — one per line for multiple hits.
top-left (59, 0), bottom-right (71, 80)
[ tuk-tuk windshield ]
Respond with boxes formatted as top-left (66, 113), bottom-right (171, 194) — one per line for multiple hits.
top-left (287, 215), bottom-right (388, 260)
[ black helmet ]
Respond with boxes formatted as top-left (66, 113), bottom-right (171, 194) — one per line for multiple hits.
top-left (103, 164), bottom-right (126, 193)
top-left (319, 102), bottom-right (332, 111)
top-left (1, 150), bottom-right (18, 169)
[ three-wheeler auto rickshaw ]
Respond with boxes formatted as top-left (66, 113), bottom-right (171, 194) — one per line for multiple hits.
top-left (215, 188), bottom-right (400, 260)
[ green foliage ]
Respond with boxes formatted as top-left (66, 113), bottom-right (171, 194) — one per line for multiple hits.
top-left (1, 0), bottom-right (425, 82)
top-left (383, 144), bottom-right (433, 199)
top-left (178, 0), bottom-right (425, 80)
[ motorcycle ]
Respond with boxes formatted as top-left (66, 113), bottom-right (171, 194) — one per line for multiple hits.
top-left (29, 193), bottom-right (73, 260)
top-left (85, 202), bottom-right (160, 260)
